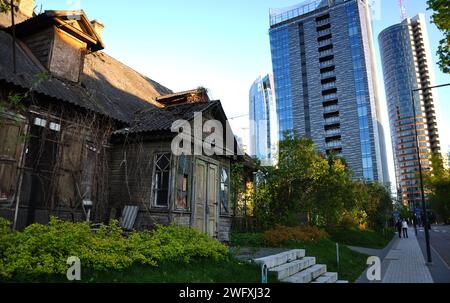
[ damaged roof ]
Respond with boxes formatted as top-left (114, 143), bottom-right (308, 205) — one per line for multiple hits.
top-left (116, 101), bottom-right (221, 134)
top-left (0, 29), bottom-right (172, 122)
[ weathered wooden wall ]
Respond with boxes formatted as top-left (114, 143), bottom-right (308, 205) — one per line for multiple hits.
top-left (22, 28), bottom-right (55, 68)
top-left (109, 138), bottom-right (233, 241)
top-left (49, 27), bottom-right (87, 83)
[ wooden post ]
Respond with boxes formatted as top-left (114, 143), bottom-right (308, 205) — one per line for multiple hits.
top-left (10, 0), bottom-right (16, 74)
top-left (336, 242), bottom-right (340, 269)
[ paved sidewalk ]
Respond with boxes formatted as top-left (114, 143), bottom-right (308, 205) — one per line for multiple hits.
top-left (382, 228), bottom-right (433, 283)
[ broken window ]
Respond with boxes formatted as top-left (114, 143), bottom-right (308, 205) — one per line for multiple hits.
top-left (175, 155), bottom-right (190, 210)
top-left (220, 167), bottom-right (229, 214)
top-left (23, 114), bottom-right (60, 217)
top-left (153, 153), bottom-right (171, 207)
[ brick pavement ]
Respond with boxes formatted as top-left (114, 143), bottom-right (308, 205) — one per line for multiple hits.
top-left (382, 228), bottom-right (433, 283)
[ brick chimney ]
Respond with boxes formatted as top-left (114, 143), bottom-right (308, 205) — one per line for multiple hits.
top-left (90, 20), bottom-right (104, 40)
top-left (17, 0), bottom-right (35, 18)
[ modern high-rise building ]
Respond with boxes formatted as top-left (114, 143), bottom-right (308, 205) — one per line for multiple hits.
top-left (269, 0), bottom-right (389, 182)
top-left (249, 74), bottom-right (278, 166)
top-left (379, 14), bottom-right (443, 208)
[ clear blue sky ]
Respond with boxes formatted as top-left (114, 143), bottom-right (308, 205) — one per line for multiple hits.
top-left (35, 0), bottom-right (450, 183)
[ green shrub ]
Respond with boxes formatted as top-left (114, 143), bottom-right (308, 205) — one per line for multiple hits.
top-left (0, 218), bottom-right (228, 280)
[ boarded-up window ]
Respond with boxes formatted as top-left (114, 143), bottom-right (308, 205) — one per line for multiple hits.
top-left (57, 128), bottom-right (84, 205)
top-left (0, 114), bottom-right (26, 203)
top-left (175, 155), bottom-right (190, 210)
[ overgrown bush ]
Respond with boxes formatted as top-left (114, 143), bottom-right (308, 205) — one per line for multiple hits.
top-left (0, 218), bottom-right (227, 280)
top-left (262, 225), bottom-right (329, 247)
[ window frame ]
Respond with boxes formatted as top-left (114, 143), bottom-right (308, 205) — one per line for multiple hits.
top-left (151, 153), bottom-right (172, 208)
top-left (219, 166), bottom-right (230, 215)
top-left (175, 154), bottom-right (191, 211)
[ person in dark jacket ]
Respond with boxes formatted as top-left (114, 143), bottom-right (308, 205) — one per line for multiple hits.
top-left (395, 220), bottom-right (402, 238)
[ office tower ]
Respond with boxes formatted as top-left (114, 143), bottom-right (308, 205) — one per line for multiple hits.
top-left (379, 14), bottom-right (443, 207)
top-left (269, 0), bottom-right (388, 182)
top-left (249, 74), bottom-right (278, 166)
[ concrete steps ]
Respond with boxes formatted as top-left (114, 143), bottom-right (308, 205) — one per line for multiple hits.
top-left (253, 249), bottom-right (348, 284)
top-left (270, 257), bottom-right (316, 280)
top-left (254, 249), bottom-right (305, 269)
top-left (311, 272), bottom-right (338, 283)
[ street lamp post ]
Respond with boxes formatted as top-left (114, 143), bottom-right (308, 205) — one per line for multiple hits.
top-left (411, 83), bottom-right (450, 265)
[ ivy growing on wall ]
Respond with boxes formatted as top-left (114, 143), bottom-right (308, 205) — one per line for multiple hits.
top-left (0, 0), bottom-right (10, 14)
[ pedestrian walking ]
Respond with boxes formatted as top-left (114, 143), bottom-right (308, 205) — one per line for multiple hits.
top-left (395, 220), bottom-right (402, 238)
top-left (402, 219), bottom-right (409, 238)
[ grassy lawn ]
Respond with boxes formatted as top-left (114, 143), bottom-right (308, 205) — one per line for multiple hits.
top-left (326, 227), bottom-right (395, 249)
top-left (231, 232), bottom-right (369, 283)
top-left (7, 257), bottom-right (279, 283)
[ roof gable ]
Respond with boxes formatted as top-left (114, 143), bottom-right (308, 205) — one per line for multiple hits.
top-left (8, 10), bottom-right (104, 51)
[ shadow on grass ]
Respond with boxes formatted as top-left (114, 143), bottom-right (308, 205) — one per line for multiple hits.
top-left (4, 257), bottom-right (279, 283)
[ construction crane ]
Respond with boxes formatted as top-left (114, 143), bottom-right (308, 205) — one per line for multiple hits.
top-left (399, 0), bottom-right (407, 21)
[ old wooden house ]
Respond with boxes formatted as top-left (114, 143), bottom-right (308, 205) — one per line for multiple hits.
top-left (0, 2), bottom-right (239, 242)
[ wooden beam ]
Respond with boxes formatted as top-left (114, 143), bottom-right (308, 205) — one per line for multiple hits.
top-left (53, 18), bottom-right (98, 45)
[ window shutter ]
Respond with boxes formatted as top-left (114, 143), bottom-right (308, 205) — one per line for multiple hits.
top-left (57, 128), bottom-right (84, 205)
top-left (0, 113), bottom-right (27, 204)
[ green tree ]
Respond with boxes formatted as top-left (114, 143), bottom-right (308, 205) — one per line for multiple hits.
top-left (424, 154), bottom-right (450, 223)
top-left (312, 155), bottom-right (355, 227)
top-left (0, 1), bottom-right (9, 14)
top-left (427, 0), bottom-right (450, 73)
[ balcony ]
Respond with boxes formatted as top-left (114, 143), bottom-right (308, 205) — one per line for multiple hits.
top-left (320, 59), bottom-right (335, 68)
top-left (326, 140), bottom-right (342, 149)
top-left (322, 81), bottom-right (336, 90)
top-left (325, 116), bottom-right (340, 125)
top-left (323, 93), bottom-right (338, 101)
top-left (316, 19), bottom-right (330, 27)
top-left (318, 39), bottom-right (332, 47)
top-left (325, 128), bottom-right (341, 137)
top-left (317, 28), bottom-right (331, 37)
top-left (319, 49), bottom-right (334, 58)
top-left (321, 70), bottom-right (335, 79)
top-left (324, 104), bottom-right (339, 113)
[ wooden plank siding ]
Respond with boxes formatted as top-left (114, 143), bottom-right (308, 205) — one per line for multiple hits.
top-left (109, 140), bottom-right (233, 241)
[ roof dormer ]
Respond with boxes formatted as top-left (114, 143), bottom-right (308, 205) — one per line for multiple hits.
top-left (7, 10), bottom-right (104, 83)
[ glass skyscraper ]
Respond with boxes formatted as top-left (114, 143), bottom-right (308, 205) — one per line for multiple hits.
top-left (269, 0), bottom-right (389, 183)
top-left (379, 14), bottom-right (443, 208)
top-left (249, 74), bottom-right (278, 166)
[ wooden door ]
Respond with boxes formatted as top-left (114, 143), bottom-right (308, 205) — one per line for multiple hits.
top-left (194, 160), bottom-right (207, 232)
top-left (206, 164), bottom-right (218, 238)
top-left (194, 159), bottom-right (219, 238)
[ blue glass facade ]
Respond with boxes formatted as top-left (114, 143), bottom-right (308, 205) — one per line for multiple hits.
top-left (270, 27), bottom-right (293, 139)
top-left (347, 2), bottom-right (373, 180)
top-left (249, 75), bottom-right (278, 166)
top-left (379, 14), bottom-right (438, 206)
top-left (268, 0), bottom-right (387, 182)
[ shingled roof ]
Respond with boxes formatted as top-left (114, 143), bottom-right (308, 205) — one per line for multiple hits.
top-left (0, 23), bottom-right (171, 122)
top-left (116, 101), bottom-right (221, 134)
